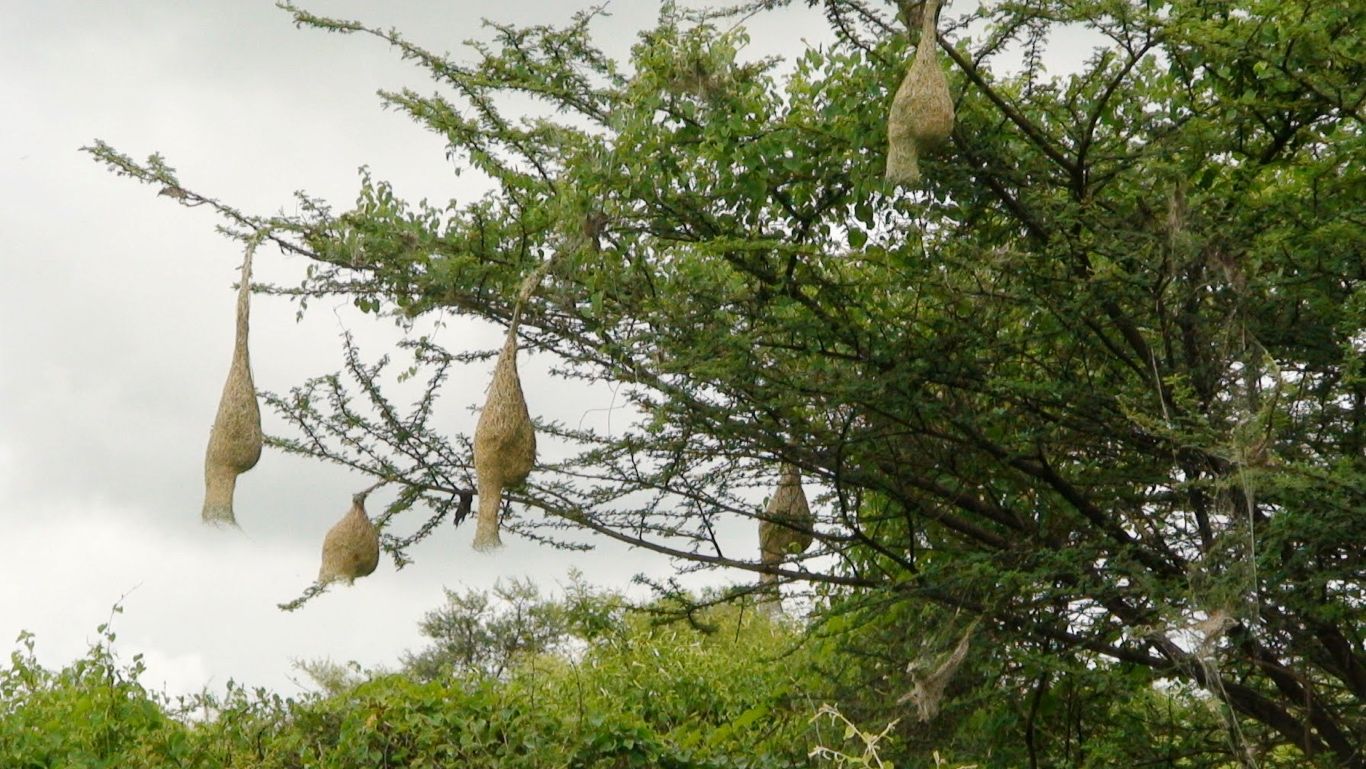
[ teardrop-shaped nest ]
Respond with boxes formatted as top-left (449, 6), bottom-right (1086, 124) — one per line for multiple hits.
top-left (886, 0), bottom-right (954, 185)
top-left (202, 248), bottom-right (263, 526)
top-left (472, 331), bottom-right (536, 550)
top-left (759, 463), bottom-right (815, 562)
top-left (319, 495), bottom-right (380, 584)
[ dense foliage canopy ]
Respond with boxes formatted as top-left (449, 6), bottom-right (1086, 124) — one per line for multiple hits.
top-left (89, 0), bottom-right (1363, 765)
top-left (0, 592), bottom-right (1312, 768)
top-left (0, 600), bottom-right (822, 768)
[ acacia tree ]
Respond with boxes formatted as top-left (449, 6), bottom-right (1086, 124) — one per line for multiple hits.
top-left (89, 0), bottom-right (1363, 764)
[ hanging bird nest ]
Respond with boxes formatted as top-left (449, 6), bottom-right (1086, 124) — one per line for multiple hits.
top-left (318, 492), bottom-right (380, 584)
top-left (465, 234), bottom-right (594, 551)
top-left (758, 463), bottom-right (815, 588)
top-left (470, 258), bottom-right (555, 550)
top-left (899, 620), bottom-right (978, 721)
top-left (202, 241), bottom-right (263, 526)
top-left (472, 328), bottom-right (536, 550)
top-left (886, 0), bottom-right (954, 186)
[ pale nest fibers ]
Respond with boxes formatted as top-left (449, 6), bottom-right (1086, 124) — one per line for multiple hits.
top-left (471, 329), bottom-right (536, 550)
top-left (898, 620), bottom-right (978, 721)
top-left (318, 493), bottom-right (380, 584)
top-left (469, 259), bottom-right (554, 550)
top-left (759, 463), bottom-right (815, 586)
top-left (202, 243), bottom-right (263, 526)
top-left (886, 0), bottom-right (954, 186)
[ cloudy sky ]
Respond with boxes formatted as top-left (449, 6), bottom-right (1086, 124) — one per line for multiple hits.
top-left (0, 0), bottom-right (856, 698)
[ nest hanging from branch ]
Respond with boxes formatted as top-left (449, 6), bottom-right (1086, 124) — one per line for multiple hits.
top-left (202, 241), bottom-right (263, 526)
top-left (759, 463), bottom-right (815, 588)
top-left (886, 0), bottom-right (954, 186)
top-left (899, 620), bottom-right (978, 721)
top-left (471, 329), bottom-right (536, 550)
top-left (318, 492), bottom-right (380, 584)
top-left (470, 258), bottom-right (557, 550)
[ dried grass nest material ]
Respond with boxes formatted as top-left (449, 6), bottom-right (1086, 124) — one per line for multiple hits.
top-left (202, 245), bottom-right (263, 526)
top-left (471, 330), bottom-right (536, 550)
top-left (886, 0), bottom-right (954, 186)
top-left (759, 463), bottom-right (815, 585)
top-left (899, 620), bottom-right (978, 721)
top-left (318, 493), bottom-right (380, 584)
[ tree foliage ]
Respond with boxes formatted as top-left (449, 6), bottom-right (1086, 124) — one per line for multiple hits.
top-left (401, 576), bottom-right (624, 681)
top-left (1, 601), bottom-right (820, 768)
top-left (86, 0), bottom-right (1364, 764)
top-left (0, 613), bottom-right (194, 768)
top-left (2, 593), bottom-right (1316, 768)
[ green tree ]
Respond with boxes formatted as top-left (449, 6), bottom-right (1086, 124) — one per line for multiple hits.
top-left (809, 594), bottom-right (1319, 768)
top-left (1, 600), bottom-right (818, 768)
top-left (88, 1), bottom-right (1364, 765)
top-left (401, 576), bottom-right (625, 680)
top-left (0, 616), bottom-right (192, 768)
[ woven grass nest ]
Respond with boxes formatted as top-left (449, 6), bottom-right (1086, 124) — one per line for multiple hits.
top-left (318, 493), bottom-right (380, 585)
top-left (202, 247), bottom-right (262, 526)
top-left (472, 329), bottom-right (536, 550)
top-left (898, 620), bottom-right (978, 721)
top-left (759, 463), bottom-right (815, 585)
top-left (886, 0), bottom-right (954, 186)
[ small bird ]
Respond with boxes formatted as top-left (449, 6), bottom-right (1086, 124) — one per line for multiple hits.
top-left (318, 492), bottom-right (380, 585)
top-left (157, 185), bottom-right (205, 206)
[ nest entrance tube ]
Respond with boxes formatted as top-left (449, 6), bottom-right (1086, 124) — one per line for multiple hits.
top-left (886, 0), bottom-right (954, 186)
top-left (202, 241), bottom-right (263, 526)
top-left (464, 235), bottom-right (591, 550)
top-left (318, 492), bottom-right (381, 584)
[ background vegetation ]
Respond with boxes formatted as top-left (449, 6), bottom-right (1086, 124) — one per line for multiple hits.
top-left (0, 586), bottom-right (1319, 768)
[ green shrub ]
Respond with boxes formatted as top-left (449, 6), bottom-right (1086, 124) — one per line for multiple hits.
top-left (0, 618), bottom-right (191, 769)
top-left (1, 598), bottom-right (818, 768)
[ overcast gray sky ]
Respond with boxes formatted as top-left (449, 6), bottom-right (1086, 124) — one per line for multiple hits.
top-left (0, 0), bottom-right (854, 698)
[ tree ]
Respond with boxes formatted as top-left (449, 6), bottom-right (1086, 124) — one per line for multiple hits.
top-left (400, 576), bottom-right (624, 681)
top-left (87, 0), bottom-right (1365, 764)
top-left (1, 600), bottom-right (819, 767)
